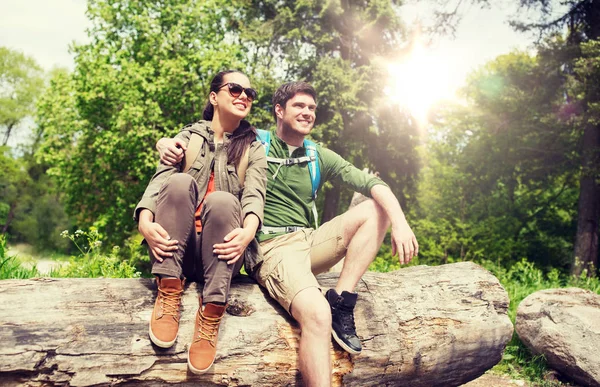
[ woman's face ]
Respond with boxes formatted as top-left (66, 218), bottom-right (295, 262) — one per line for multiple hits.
top-left (211, 72), bottom-right (254, 122)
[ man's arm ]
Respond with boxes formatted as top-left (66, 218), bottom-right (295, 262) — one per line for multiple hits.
top-left (157, 137), bottom-right (185, 166)
top-left (370, 184), bottom-right (418, 265)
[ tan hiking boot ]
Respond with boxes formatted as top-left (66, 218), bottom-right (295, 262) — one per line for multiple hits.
top-left (149, 277), bottom-right (184, 348)
top-left (187, 298), bottom-right (226, 374)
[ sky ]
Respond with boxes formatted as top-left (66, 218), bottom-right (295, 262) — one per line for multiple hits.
top-left (0, 0), bottom-right (537, 145)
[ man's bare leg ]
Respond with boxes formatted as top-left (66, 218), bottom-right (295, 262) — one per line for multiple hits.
top-left (291, 287), bottom-right (332, 387)
top-left (336, 199), bottom-right (390, 293)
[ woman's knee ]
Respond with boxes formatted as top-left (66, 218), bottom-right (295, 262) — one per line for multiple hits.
top-left (204, 191), bottom-right (239, 208)
top-left (157, 174), bottom-right (198, 207)
top-left (161, 174), bottom-right (196, 197)
top-left (203, 192), bottom-right (241, 225)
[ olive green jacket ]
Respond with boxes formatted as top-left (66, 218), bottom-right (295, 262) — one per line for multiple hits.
top-left (134, 121), bottom-right (268, 262)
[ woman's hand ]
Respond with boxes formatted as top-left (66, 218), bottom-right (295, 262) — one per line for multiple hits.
top-left (157, 137), bottom-right (186, 166)
top-left (212, 227), bottom-right (256, 265)
top-left (138, 210), bottom-right (178, 262)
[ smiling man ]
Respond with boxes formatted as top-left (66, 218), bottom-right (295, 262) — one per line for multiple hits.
top-left (252, 81), bottom-right (418, 386)
top-left (157, 81), bottom-right (418, 386)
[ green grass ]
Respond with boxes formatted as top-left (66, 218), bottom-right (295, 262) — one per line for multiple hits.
top-left (1, 230), bottom-right (142, 279)
top-left (479, 258), bottom-right (599, 386)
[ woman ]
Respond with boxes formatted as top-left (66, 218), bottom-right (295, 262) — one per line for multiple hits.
top-left (134, 70), bottom-right (267, 374)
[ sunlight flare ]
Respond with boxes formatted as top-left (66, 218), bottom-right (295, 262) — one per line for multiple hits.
top-left (384, 41), bottom-right (458, 126)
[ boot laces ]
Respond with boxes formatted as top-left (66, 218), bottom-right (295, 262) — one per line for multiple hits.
top-left (194, 311), bottom-right (222, 346)
top-left (158, 287), bottom-right (183, 321)
top-left (337, 299), bottom-right (356, 333)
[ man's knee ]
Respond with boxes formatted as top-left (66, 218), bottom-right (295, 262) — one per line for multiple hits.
top-left (361, 199), bottom-right (390, 225)
top-left (292, 289), bottom-right (332, 334)
top-left (344, 199), bottom-right (390, 235)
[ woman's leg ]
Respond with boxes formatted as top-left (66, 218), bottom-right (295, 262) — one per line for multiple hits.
top-left (151, 173), bottom-right (199, 279)
top-left (199, 191), bottom-right (244, 304)
top-left (149, 174), bottom-right (199, 348)
top-left (188, 191), bottom-right (243, 374)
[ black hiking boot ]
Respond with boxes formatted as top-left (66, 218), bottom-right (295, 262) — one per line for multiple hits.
top-left (325, 289), bottom-right (362, 354)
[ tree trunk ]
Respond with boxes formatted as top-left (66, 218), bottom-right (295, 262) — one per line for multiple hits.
top-left (2, 122), bottom-right (15, 146)
top-left (572, 122), bottom-right (600, 276)
top-left (0, 262), bottom-right (513, 387)
top-left (322, 183), bottom-right (342, 224)
top-left (1, 203), bottom-right (16, 234)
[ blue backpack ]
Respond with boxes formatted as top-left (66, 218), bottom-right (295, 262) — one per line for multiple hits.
top-left (256, 129), bottom-right (321, 228)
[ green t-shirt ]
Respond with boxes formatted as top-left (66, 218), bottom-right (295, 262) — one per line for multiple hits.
top-left (259, 134), bottom-right (388, 242)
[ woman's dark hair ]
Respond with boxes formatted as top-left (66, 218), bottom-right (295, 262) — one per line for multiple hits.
top-left (203, 70), bottom-right (257, 166)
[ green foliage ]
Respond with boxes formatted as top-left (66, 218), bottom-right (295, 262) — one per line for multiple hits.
top-left (238, 0), bottom-right (419, 219)
top-left (54, 228), bottom-right (141, 278)
top-left (0, 47), bottom-right (44, 146)
top-left (1, 145), bottom-right (71, 252)
top-left (37, 0), bottom-right (251, 244)
top-left (35, 0), bottom-right (418, 240)
top-left (0, 235), bottom-right (41, 279)
top-left (0, 230), bottom-right (142, 280)
top-left (0, 146), bottom-right (31, 231)
top-left (411, 48), bottom-right (583, 271)
top-left (481, 258), bottom-right (600, 383)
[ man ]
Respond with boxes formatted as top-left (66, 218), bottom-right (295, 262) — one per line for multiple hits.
top-left (158, 81), bottom-right (418, 386)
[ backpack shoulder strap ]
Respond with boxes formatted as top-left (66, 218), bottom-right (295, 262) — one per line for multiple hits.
top-left (303, 138), bottom-right (321, 199)
top-left (256, 129), bottom-right (271, 156)
top-left (183, 130), bottom-right (204, 173)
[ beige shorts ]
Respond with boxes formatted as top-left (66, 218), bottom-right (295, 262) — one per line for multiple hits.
top-left (255, 214), bottom-right (347, 313)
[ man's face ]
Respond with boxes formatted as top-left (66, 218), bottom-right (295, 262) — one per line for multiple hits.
top-left (276, 92), bottom-right (316, 136)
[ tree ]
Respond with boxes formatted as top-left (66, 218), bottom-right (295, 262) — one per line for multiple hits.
top-left (37, 0), bottom-right (421, 242)
top-left (510, 0), bottom-right (600, 276)
top-left (413, 49), bottom-right (580, 270)
top-left (0, 147), bottom-right (31, 234)
top-left (236, 0), bottom-right (420, 222)
top-left (431, 0), bottom-right (600, 275)
top-left (37, 0), bottom-right (257, 243)
top-left (0, 47), bottom-right (44, 146)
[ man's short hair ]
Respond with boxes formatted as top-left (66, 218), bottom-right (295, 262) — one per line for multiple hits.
top-left (272, 81), bottom-right (318, 120)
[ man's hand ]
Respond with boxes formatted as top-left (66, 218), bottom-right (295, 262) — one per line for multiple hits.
top-left (391, 221), bottom-right (419, 265)
top-left (139, 218), bottom-right (179, 262)
top-left (212, 227), bottom-right (255, 265)
top-left (157, 137), bottom-right (186, 166)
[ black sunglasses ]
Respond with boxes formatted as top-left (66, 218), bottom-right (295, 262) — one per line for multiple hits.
top-left (218, 83), bottom-right (258, 102)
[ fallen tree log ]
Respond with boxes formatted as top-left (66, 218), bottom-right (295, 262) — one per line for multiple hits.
top-left (0, 261), bottom-right (513, 386)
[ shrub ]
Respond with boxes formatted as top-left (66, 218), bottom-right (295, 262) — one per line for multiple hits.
top-left (54, 228), bottom-right (141, 278)
top-left (0, 235), bottom-right (41, 279)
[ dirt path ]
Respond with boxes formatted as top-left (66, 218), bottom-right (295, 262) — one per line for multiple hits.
top-left (31, 259), bottom-right (62, 275)
top-left (7, 244), bottom-right (63, 275)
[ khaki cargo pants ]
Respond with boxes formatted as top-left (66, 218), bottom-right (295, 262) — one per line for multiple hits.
top-left (255, 215), bottom-right (347, 313)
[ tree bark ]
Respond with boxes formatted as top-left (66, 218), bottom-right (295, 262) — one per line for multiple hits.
top-left (322, 183), bottom-right (342, 224)
top-left (1, 203), bottom-right (16, 234)
top-left (2, 122), bottom-right (15, 146)
top-left (572, 122), bottom-right (600, 276)
top-left (0, 262), bottom-right (513, 387)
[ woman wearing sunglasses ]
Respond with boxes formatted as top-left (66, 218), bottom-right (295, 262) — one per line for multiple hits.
top-left (134, 70), bottom-right (267, 374)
